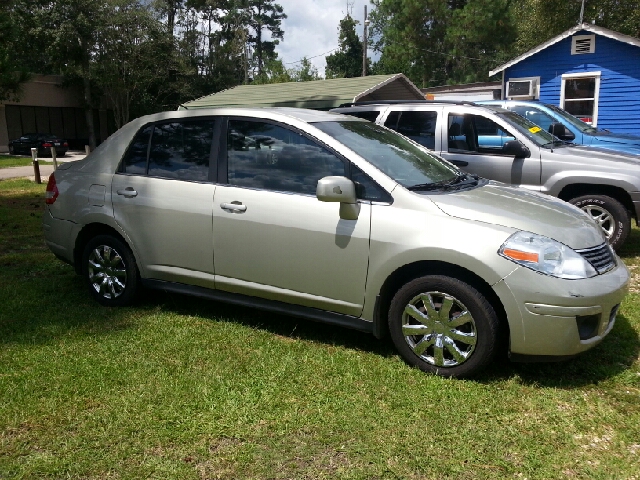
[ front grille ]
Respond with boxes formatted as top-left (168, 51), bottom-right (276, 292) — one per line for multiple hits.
top-left (576, 243), bottom-right (616, 274)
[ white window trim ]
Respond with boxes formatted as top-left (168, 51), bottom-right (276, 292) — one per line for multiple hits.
top-left (506, 76), bottom-right (540, 99)
top-left (571, 34), bottom-right (596, 55)
top-left (560, 71), bottom-right (601, 127)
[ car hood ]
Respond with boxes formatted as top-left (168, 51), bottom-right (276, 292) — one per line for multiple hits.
top-left (553, 144), bottom-right (640, 165)
top-left (429, 182), bottom-right (605, 250)
top-left (593, 130), bottom-right (640, 145)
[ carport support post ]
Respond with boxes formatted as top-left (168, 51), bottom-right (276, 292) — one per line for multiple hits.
top-left (85, 145), bottom-right (90, 155)
top-left (50, 147), bottom-right (57, 170)
top-left (31, 148), bottom-right (41, 184)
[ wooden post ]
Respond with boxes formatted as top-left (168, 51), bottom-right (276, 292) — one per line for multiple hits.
top-left (50, 147), bottom-right (58, 170)
top-left (85, 145), bottom-right (91, 155)
top-left (31, 148), bottom-right (41, 184)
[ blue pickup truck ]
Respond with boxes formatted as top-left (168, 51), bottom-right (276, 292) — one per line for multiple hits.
top-left (478, 100), bottom-right (640, 155)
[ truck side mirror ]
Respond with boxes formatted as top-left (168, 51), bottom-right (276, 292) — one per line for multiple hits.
top-left (502, 140), bottom-right (531, 159)
top-left (548, 122), bottom-right (575, 141)
top-left (316, 176), bottom-right (360, 220)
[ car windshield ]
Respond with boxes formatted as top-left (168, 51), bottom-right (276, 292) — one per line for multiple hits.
top-left (491, 110), bottom-right (559, 148)
top-left (313, 120), bottom-right (458, 189)
top-left (544, 104), bottom-right (599, 133)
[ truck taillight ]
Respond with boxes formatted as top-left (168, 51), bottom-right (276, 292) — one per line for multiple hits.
top-left (45, 175), bottom-right (59, 204)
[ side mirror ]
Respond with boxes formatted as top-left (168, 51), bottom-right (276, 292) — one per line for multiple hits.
top-left (316, 176), bottom-right (360, 220)
top-left (502, 140), bottom-right (531, 158)
top-left (548, 122), bottom-right (575, 141)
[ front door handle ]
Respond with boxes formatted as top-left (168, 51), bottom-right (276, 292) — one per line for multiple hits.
top-left (220, 202), bottom-right (247, 213)
top-left (117, 187), bottom-right (138, 198)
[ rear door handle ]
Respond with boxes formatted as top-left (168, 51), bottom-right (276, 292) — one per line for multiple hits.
top-left (117, 187), bottom-right (138, 198)
top-left (220, 202), bottom-right (247, 213)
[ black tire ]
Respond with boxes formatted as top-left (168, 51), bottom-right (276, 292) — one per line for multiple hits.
top-left (569, 195), bottom-right (630, 250)
top-left (82, 235), bottom-right (139, 307)
top-left (388, 275), bottom-right (499, 378)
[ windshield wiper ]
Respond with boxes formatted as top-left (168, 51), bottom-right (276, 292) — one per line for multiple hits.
top-left (408, 173), bottom-right (478, 191)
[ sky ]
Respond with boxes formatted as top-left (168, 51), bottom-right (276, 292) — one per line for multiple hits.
top-left (272, 0), bottom-right (373, 77)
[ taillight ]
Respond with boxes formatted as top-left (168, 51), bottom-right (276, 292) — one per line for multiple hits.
top-left (63, 142), bottom-right (68, 147)
top-left (42, 142), bottom-right (52, 148)
top-left (45, 175), bottom-right (59, 205)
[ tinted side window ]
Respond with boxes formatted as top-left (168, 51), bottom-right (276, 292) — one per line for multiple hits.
top-left (344, 111), bottom-right (380, 122)
top-left (148, 121), bottom-right (214, 181)
top-left (121, 125), bottom-right (152, 174)
top-left (394, 111), bottom-right (437, 149)
top-left (383, 111), bottom-right (401, 130)
top-left (227, 120), bottom-right (345, 195)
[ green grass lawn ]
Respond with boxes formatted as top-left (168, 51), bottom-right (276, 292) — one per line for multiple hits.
top-left (1, 178), bottom-right (639, 479)
top-left (0, 155), bottom-right (53, 168)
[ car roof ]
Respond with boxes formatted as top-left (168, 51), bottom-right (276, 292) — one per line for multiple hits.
top-left (154, 106), bottom-right (358, 124)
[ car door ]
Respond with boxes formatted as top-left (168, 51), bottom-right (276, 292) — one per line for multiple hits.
top-left (439, 112), bottom-right (541, 189)
top-left (212, 117), bottom-right (372, 316)
top-left (111, 118), bottom-right (219, 287)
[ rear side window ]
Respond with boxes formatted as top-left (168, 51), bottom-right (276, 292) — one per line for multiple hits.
top-left (119, 120), bottom-right (215, 181)
top-left (392, 111), bottom-right (437, 149)
top-left (148, 121), bottom-right (214, 181)
top-left (121, 125), bottom-right (152, 174)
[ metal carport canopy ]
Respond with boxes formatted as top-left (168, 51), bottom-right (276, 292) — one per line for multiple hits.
top-left (179, 73), bottom-right (424, 110)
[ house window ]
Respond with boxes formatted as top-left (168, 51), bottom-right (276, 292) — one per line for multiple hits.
top-left (560, 72), bottom-right (601, 126)
top-left (571, 35), bottom-right (595, 55)
top-left (506, 76), bottom-right (540, 100)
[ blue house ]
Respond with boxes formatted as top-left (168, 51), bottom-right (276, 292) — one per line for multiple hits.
top-left (490, 23), bottom-right (640, 135)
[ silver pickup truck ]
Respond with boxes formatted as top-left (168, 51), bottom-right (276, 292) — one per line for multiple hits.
top-left (332, 101), bottom-right (640, 250)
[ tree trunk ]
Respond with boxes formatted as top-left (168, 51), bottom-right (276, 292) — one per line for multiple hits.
top-left (81, 48), bottom-right (96, 151)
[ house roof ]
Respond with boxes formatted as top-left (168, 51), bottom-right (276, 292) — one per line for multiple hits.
top-left (489, 23), bottom-right (640, 77)
top-left (179, 74), bottom-right (424, 110)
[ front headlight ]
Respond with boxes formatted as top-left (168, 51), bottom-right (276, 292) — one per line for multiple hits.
top-left (499, 231), bottom-right (597, 279)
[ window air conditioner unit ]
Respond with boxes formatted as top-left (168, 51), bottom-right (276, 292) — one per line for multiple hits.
top-left (506, 79), bottom-right (538, 100)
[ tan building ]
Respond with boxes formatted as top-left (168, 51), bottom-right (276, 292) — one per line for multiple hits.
top-left (0, 75), bottom-right (112, 153)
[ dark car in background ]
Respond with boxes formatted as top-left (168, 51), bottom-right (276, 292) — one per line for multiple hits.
top-left (8, 133), bottom-right (68, 157)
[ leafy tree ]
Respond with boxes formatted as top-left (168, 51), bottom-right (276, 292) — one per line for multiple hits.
top-left (291, 57), bottom-right (321, 82)
top-left (243, 0), bottom-right (287, 76)
top-left (0, 0), bottom-right (30, 102)
top-left (511, 0), bottom-right (640, 54)
top-left (93, 0), bottom-right (185, 127)
top-left (252, 59), bottom-right (293, 84)
top-left (370, 0), bottom-right (516, 86)
top-left (325, 13), bottom-right (367, 78)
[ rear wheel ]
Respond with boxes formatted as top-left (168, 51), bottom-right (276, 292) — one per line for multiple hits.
top-left (388, 275), bottom-right (499, 378)
top-left (569, 194), bottom-right (630, 250)
top-left (82, 235), bottom-right (139, 306)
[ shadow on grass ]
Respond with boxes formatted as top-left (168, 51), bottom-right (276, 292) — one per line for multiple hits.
top-left (137, 287), bottom-right (398, 360)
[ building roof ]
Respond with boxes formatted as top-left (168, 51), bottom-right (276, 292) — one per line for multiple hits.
top-left (180, 74), bottom-right (424, 110)
top-left (489, 23), bottom-right (640, 77)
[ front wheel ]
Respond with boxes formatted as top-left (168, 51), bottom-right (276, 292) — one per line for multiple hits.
top-left (569, 195), bottom-right (630, 250)
top-left (388, 275), bottom-right (499, 378)
top-left (82, 235), bottom-right (139, 306)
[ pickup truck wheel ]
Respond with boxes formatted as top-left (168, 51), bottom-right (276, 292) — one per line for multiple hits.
top-left (82, 235), bottom-right (139, 306)
top-left (570, 195), bottom-right (630, 250)
top-left (388, 275), bottom-right (499, 378)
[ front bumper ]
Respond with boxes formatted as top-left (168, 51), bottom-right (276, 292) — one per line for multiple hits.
top-left (494, 258), bottom-right (629, 357)
top-left (631, 191), bottom-right (640, 224)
